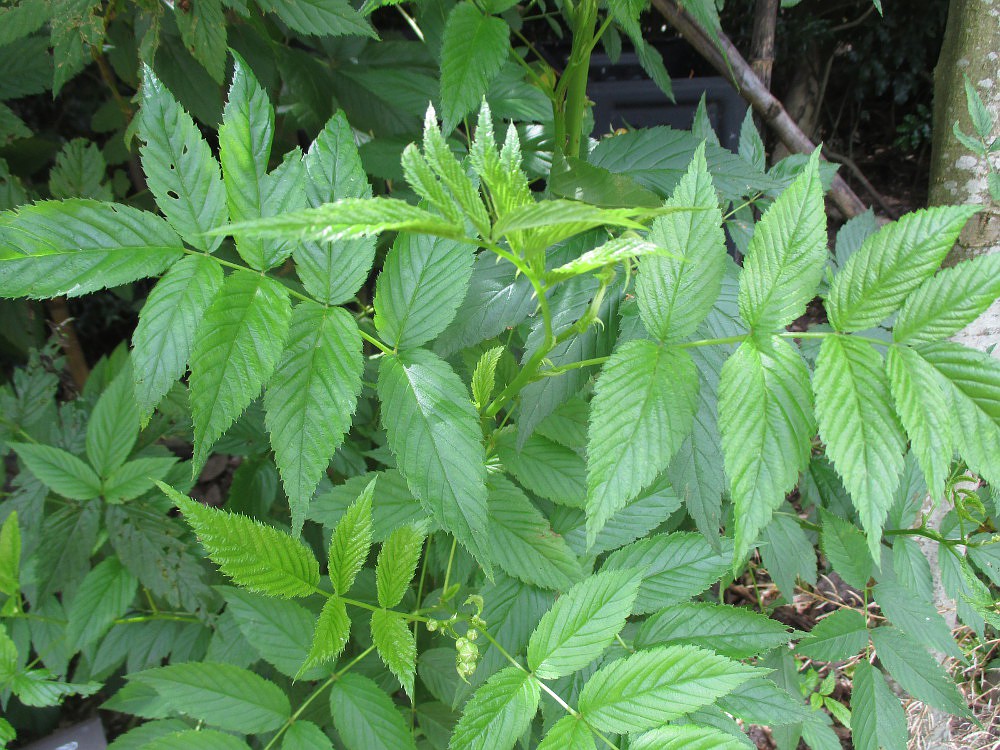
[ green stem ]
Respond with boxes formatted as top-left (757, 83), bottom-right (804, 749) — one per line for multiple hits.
top-left (561, 0), bottom-right (598, 158)
top-left (314, 587), bottom-right (432, 623)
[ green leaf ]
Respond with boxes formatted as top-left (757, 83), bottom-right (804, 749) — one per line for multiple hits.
top-left (66, 557), bottom-right (137, 650)
top-left (371, 608), bottom-right (416, 698)
top-left (132, 254), bottom-right (224, 422)
top-left (814, 336), bottom-right (906, 559)
top-left (602, 532), bottom-right (732, 614)
top-left (139, 66), bottom-right (227, 251)
top-left (873, 580), bottom-right (962, 660)
top-left (637, 143), bottom-right (727, 341)
top-left (374, 233), bottom-right (475, 349)
top-left (717, 676), bottom-right (812, 726)
top-left (174, 0), bottom-right (227, 83)
top-left (719, 337), bottom-right (815, 561)
top-left (472, 346), bottom-right (503, 411)
top-left (282, 721), bottom-right (333, 750)
top-left (376, 523), bottom-right (425, 608)
top-left (163, 483), bottom-right (320, 598)
top-left (0, 512), bottom-right (20, 596)
top-left (893, 253), bottom-right (1000, 344)
top-left (328, 479), bottom-right (375, 595)
top-left (547, 235), bottom-right (679, 283)
top-left (826, 205), bottom-right (979, 331)
top-left (9, 443), bottom-right (101, 500)
top-left (527, 567), bottom-right (640, 679)
top-left (586, 340), bottom-right (698, 545)
top-left (819, 510), bottom-right (873, 589)
top-left (257, 0), bottom-right (375, 38)
top-left (0, 200), bottom-right (183, 299)
top-left (635, 602), bottom-right (794, 659)
top-left (797, 608), bottom-right (868, 662)
top-left (738, 151), bottom-right (826, 333)
top-left (0, 0), bottom-right (49, 46)
top-left (421, 110), bottom-right (492, 236)
top-left (264, 303), bottom-right (362, 533)
top-left (886, 345), bottom-right (952, 501)
top-left (916, 341), bottom-right (1000, 488)
top-left (377, 349), bottom-right (489, 566)
top-left (630, 725), bottom-right (748, 750)
top-left (49, 0), bottom-right (103, 96)
top-left (329, 673), bottom-right (418, 750)
top-left (495, 429), bottom-right (586, 508)
top-left (850, 661), bottom-right (908, 750)
top-left (492, 199), bottom-right (646, 252)
top-left (48, 138), bottom-right (111, 200)
top-left (577, 645), bottom-right (759, 733)
top-left (105, 720), bottom-right (191, 750)
top-left (189, 270), bottom-right (291, 472)
top-left (537, 715), bottom-right (596, 750)
top-left (301, 596), bottom-right (350, 675)
top-left (870, 627), bottom-right (969, 716)
top-left (485, 475), bottom-right (582, 590)
top-left (760, 507), bottom-right (817, 598)
top-left (450, 667), bottom-right (540, 750)
top-left (86, 370), bottom-right (140, 478)
top-left (549, 155), bottom-right (663, 209)
top-left (132, 662), bottom-right (290, 734)
top-left (439, 3), bottom-right (510, 133)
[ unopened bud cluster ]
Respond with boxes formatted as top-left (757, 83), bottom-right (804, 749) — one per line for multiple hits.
top-left (423, 612), bottom-right (488, 681)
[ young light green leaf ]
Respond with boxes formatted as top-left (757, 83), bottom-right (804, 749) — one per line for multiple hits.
top-left (264, 302), bottom-right (363, 533)
top-left (374, 233), bottom-right (475, 349)
top-left (301, 595), bottom-right (350, 676)
top-left (586, 340), bottom-right (698, 545)
top-left (0, 200), bottom-right (183, 299)
top-left (401, 144), bottom-right (465, 225)
top-left (86, 370), bottom-right (140, 478)
top-left (819, 510), bottom-right (874, 589)
top-left (851, 661), bottom-right (908, 750)
top-left (256, 0), bottom-right (376, 39)
top-left (371, 608), bottom-right (416, 698)
top-left (162, 483), bottom-right (320, 598)
top-left (0, 512), bottom-right (20, 596)
top-left (635, 602), bottom-right (795, 659)
top-left (139, 65), bottom-right (227, 251)
top-left (492, 199), bottom-right (646, 253)
top-left (577, 645), bottom-right (759, 733)
top-left (189, 270), bottom-right (291, 472)
top-left (630, 724), bottom-right (749, 750)
top-left (602, 532), bottom-right (733, 614)
top-left (536, 715), bottom-right (596, 750)
top-left (826, 205), bottom-right (979, 331)
top-left (471, 346), bottom-right (503, 411)
top-left (132, 662), bottom-right (290, 734)
top-left (329, 673), bottom-right (418, 750)
top-left (9, 443), bottom-right (101, 500)
top-left (376, 523), bottom-right (425, 608)
top-left (547, 235), bottom-right (679, 283)
top-left (527, 567), bottom-right (641, 679)
top-left (870, 626), bottom-right (970, 716)
top-left (814, 336), bottom-right (905, 559)
top-left (893, 253), bottom-right (1000, 344)
top-left (327, 478), bottom-right (375, 596)
top-left (450, 667), bottom-right (540, 750)
top-left (66, 557), bottom-right (137, 650)
top-left (719, 337), bottom-right (814, 562)
top-left (797, 608), bottom-right (868, 662)
top-left (132, 254), bottom-right (223, 422)
top-left (738, 150), bottom-right (826, 333)
top-left (873, 580), bottom-right (963, 660)
top-left (637, 143), bottom-right (727, 341)
top-left (439, 3), bottom-right (510, 132)
top-left (421, 110), bottom-right (492, 236)
top-left (377, 349), bottom-right (489, 567)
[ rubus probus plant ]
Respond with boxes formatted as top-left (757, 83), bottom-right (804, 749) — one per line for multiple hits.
top-left (0, 0), bottom-right (999, 749)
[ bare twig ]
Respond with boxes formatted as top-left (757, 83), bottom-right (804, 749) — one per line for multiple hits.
top-left (45, 298), bottom-right (89, 391)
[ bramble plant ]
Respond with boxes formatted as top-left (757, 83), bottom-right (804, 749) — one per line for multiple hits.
top-left (0, 1), bottom-right (999, 749)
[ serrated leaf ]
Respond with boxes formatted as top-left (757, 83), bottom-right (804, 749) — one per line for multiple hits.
top-left (873, 580), bottom-right (962, 660)
top-left (282, 721), bottom-right (333, 750)
top-left (814, 336), bottom-right (905, 559)
top-left (134, 730), bottom-right (252, 750)
top-left (720, 337), bottom-right (814, 561)
top-left (717, 676), bottom-right (812, 726)
top-left (577, 645), bottom-right (759, 733)
top-left (631, 724), bottom-right (748, 750)
top-left (265, 302), bottom-right (362, 533)
top-left (132, 254), bottom-right (224, 421)
top-left (48, 138), bottom-right (111, 200)
top-left (439, 4), bottom-right (510, 133)
top-left (0, 200), bottom-right (183, 299)
top-left (104, 720), bottom-right (191, 750)
top-left (301, 596), bottom-right (350, 675)
top-left (189, 270), bottom-right (291, 472)
top-left (174, 0), bottom-right (227, 84)
top-left (0, 512), bottom-right (20, 596)
top-left (495, 429), bottom-right (586, 507)
top-left (421, 109), bottom-right (492, 236)
top-left (139, 66), bottom-right (227, 251)
top-left (9, 443), bottom-right (101, 500)
top-left (797, 608), bottom-right (868, 661)
top-left (163, 483), bottom-right (320, 598)
top-left (537, 715), bottom-right (596, 750)
top-left (472, 346), bottom-right (503, 411)
top-left (257, 0), bottom-right (376, 38)
top-left (102, 457), bottom-right (177, 503)
top-left (485, 475), bottom-right (582, 590)
top-left (826, 205), bottom-right (979, 331)
top-left (377, 349), bottom-right (489, 566)
top-left (374, 233), bottom-right (475, 349)
top-left (760, 507), bottom-right (818, 598)
top-left (527, 567), bottom-right (641, 679)
top-left (820, 510), bottom-right (873, 589)
top-left (546, 235), bottom-right (680, 283)
top-left (376, 523), bottom-right (424, 608)
top-left (492, 200), bottom-right (646, 253)
top-left (738, 151), bottom-right (826, 333)
top-left (132, 662), bottom-right (290, 734)
top-left (870, 626), bottom-right (969, 716)
top-left (86, 369), bottom-right (140, 478)
top-left (586, 340), bottom-right (698, 544)
top-left (328, 479), bottom-right (375, 595)
top-left (635, 602), bottom-right (794, 659)
top-left (893, 253), bottom-right (1000, 344)
top-left (66, 557), bottom-right (137, 650)
top-left (329, 673), bottom-right (418, 750)
top-left (602, 532), bottom-right (732, 614)
top-left (851, 661), bottom-right (908, 750)
top-left (637, 143), bottom-right (727, 341)
top-left (371, 608), bottom-right (416, 698)
top-left (450, 667), bottom-right (539, 750)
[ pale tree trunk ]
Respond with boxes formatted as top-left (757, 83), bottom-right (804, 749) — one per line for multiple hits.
top-left (917, 2), bottom-right (999, 746)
